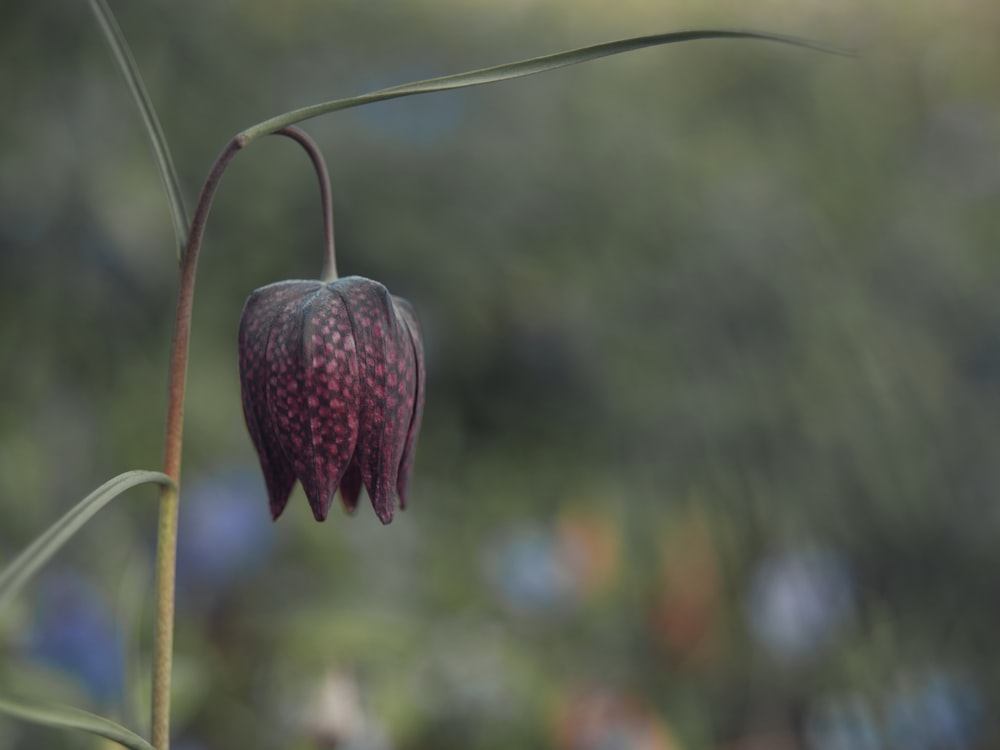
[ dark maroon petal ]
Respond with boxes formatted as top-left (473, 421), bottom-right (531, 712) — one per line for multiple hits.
top-left (239, 274), bottom-right (425, 525)
top-left (298, 288), bottom-right (363, 520)
top-left (263, 285), bottom-right (347, 522)
top-left (393, 296), bottom-right (425, 510)
top-left (239, 281), bottom-right (315, 519)
top-left (335, 277), bottom-right (415, 524)
top-left (339, 457), bottom-right (363, 513)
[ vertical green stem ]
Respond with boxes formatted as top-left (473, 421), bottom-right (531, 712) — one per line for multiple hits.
top-left (150, 483), bottom-right (177, 747)
top-left (150, 126), bottom-right (336, 748)
top-left (151, 135), bottom-right (244, 749)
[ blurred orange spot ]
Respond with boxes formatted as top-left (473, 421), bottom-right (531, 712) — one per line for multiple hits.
top-left (649, 508), bottom-right (725, 664)
top-left (557, 510), bottom-right (621, 596)
top-left (553, 687), bottom-right (682, 750)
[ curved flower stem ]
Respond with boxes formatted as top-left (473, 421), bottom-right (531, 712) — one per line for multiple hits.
top-left (275, 127), bottom-right (337, 281)
top-left (151, 126), bottom-right (334, 749)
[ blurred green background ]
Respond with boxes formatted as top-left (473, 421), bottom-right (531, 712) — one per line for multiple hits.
top-left (2, 0), bottom-right (1000, 748)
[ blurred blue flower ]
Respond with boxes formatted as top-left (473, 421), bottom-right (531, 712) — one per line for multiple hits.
top-left (23, 571), bottom-right (124, 705)
top-left (805, 694), bottom-right (882, 750)
top-left (885, 672), bottom-right (985, 750)
top-left (486, 526), bottom-right (579, 617)
top-left (175, 467), bottom-right (275, 604)
top-left (745, 547), bottom-right (854, 662)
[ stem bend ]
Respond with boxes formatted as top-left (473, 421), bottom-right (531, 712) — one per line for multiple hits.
top-left (152, 126), bottom-right (335, 749)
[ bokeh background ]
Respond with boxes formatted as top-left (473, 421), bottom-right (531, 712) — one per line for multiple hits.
top-left (2, 0), bottom-right (1000, 748)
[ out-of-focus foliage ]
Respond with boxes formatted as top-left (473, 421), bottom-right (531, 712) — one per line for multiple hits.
top-left (1, 0), bottom-right (999, 748)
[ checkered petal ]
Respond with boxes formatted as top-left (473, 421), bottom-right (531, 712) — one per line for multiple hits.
top-left (238, 275), bottom-right (424, 525)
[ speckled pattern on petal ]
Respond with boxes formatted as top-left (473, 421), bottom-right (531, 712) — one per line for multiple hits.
top-left (238, 275), bottom-right (425, 525)
top-left (263, 285), bottom-right (319, 516)
top-left (298, 288), bottom-right (362, 519)
top-left (239, 281), bottom-right (317, 519)
top-left (335, 278), bottom-right (416, 524)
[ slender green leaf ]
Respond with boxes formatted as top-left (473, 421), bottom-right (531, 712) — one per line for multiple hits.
top-left (0, 695), bottom-right (155, 750)
top-left (0, 471), bottom-right (173, 613)
top-left (88, 0), bottom-right (190, 262)
top-left (240, 29), bottom-right (852, 142)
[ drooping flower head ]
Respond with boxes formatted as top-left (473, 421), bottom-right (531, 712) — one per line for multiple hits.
top-left (238, 276), bottom-right (424, 524)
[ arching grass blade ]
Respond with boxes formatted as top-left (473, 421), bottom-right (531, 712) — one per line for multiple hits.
top-left (0, 696), bottom-right (155, 750)
top-left (0, 471), bottom-right (174, 613)
top-left (241, 29), bottom-right (852, 142)
top-left (87, 0), bottom-right (190, 262)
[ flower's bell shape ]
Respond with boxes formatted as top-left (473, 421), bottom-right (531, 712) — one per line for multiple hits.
top-left (238, 276), bottom-right (425, 524)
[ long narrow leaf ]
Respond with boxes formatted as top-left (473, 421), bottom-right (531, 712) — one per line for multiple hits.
top-left (88, 0), bottom-right (190, 262)
top-left (240, 29), bottom-right (851, 142)
top-left (0, 471), bottom-right (173, 613)
top-left (0, 695), bottom-right (155, 750)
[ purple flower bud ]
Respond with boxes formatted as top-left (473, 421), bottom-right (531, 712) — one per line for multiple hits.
top-left (238, 276), bottom-right (425, 524)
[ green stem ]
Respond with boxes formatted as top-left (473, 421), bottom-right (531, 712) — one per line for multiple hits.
top-left (151, 134), bottom-right (242, 749)
top-left (151, 126), bottom-right (335, 749)
top-left (275, 127), bottom-right (337, 281)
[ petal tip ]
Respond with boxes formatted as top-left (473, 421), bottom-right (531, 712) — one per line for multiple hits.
top-left (305, 491), bottom-right (335, 522)
top-left (266, 483), bottom-right (294, 522)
